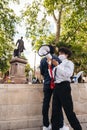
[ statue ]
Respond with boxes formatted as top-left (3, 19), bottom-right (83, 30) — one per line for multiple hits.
top-left (14, 37), bottom-right (25, 57)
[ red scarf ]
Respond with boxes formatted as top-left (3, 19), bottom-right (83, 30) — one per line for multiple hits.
top-left (48, 65), bottom-right (55, 89)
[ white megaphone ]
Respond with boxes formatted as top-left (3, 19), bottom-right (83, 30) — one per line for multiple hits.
top-left (38, 45), bottom-right (55, 59)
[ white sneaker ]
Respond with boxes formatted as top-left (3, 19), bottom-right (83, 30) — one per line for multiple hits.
top-left (43, 126), bottom-right (49, 130)
top-left (48, 124), bottom-right (52, 130)
top-left (59, 125), bottom-right (69, 130)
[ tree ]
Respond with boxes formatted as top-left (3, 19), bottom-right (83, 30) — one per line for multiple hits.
top-left (25, 63), bottom-right (31, 77)
top-left (0, 0), bottom-right (19, 75)
top-left (22, 0), bottom-right (87, 73)
top-left (22, 0), bottom-right (52, 49)
top-left (22, 0), bottom-right (87, 45)
top-left (56, 41), bottom-right (87, 73)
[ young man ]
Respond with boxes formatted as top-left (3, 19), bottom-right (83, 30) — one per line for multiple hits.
top-left (51, 47), bottom-right (82, 130)
top-left (40, 45), bottom-right (63, 130)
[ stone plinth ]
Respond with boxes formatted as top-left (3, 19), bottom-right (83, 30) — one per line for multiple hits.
top-left (10, 57), bottom-right (27, 83)
top-left (0, 84), bottom-right (87, 130)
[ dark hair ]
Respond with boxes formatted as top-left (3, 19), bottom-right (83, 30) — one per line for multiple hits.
top-left (59, 47), bottom-right (72, 58)
top-left (49, 45), bottom-right (55, 54)
top-left (21, 36), bottom-right (23, 39)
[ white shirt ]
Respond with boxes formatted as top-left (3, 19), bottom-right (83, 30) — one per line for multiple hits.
top-left (53, 59), bottom-right (74, 83)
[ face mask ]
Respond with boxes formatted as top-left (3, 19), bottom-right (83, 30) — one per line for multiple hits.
top-left (58, 55), bottom-right (66, 61)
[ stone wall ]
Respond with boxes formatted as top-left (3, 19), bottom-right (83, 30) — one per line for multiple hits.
top-left (65, 83), bottom-right (87, 130)
top-left (0, 83), bottom-right (87, 130)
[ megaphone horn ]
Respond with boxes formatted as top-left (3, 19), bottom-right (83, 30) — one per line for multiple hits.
top-left (38, 45), bottom-right (55, 57)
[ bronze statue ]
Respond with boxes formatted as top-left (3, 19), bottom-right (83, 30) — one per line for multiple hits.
top-left (14, 37), bottom-right (25, 57)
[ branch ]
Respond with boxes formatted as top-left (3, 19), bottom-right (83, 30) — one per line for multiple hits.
top-left (53, 11), bottom-right (57, 23)
top-left (58, 5), bottom-right (63, 24)
top-left (52, 4), bottom-right (63, 23)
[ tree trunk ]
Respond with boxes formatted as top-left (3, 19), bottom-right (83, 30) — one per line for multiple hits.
top-left (53, 5), bottom-right (63, 45)
top-left (55, 19), bottom-right (61, 44)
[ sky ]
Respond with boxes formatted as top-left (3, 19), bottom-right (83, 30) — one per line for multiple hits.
top-left (9, 0), bottom-right (41, 69)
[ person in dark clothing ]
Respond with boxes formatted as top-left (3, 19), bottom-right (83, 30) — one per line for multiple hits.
top-left (40, 45), bottom-right (62, 130)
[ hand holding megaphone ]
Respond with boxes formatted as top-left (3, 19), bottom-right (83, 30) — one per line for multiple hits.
top-left (52, 59), bottom-right (59, 66)
top-left (38, 45), bottom-right (61, 65)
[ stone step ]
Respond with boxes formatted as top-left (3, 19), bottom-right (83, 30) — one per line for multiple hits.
top-left (12, 127), bottom-right (42, 130)
top-left (0, 116), bottom-right (42, 130)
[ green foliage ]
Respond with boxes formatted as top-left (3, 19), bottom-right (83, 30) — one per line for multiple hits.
top-left (0, 0), bottom-right (19, 39)
top-left (22, 0), bottom-right (52, 47)
top-left (0, 0), bottom-right (19, 74)
top-left (34, 34), bottom-right (55, 50)
top-left (0, 30), bottom-right (14, 74)
top-left (56, 41), bottom-right (87, 73)
top-left (22, 0), bottom-right (87, 73)
top-left (25, 63), bottom-right (32, 77)
top-left (43, 0), bottom-right (64, 14)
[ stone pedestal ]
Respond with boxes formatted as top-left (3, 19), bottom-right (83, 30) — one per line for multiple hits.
top-left (10, 57), bottom-right (27, 83)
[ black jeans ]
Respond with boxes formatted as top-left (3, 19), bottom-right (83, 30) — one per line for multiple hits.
top-left (42, 84), bottom-right (53, 127)
top-left (52, 81), bottom-right (82, 130)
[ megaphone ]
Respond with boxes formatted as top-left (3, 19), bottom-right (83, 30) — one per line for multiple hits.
top-left (38, 45), bottom-right (55, 58)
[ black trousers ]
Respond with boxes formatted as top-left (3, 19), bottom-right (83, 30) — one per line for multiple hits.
top-left (42, 84), bottom-right (53, 127)
top-left (52, 81), bottom-right (82, 130)
top-left (42, 84), bottom-right (64, 127)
